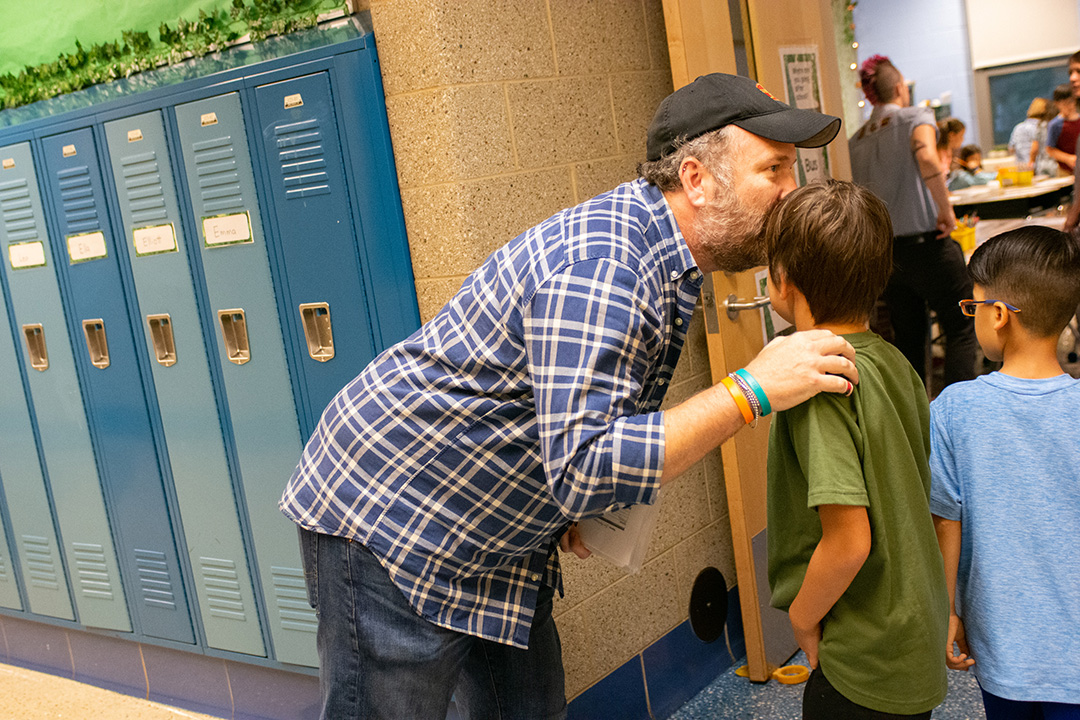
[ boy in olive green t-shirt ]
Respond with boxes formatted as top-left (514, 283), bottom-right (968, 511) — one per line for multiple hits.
top-left (763, 181), bottom-right (948, 719)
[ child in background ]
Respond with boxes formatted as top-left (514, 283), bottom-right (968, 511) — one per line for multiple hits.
top-left (930, 226), bottom-right (1080, 720)
top-left (948, 145), bottom-right (996, 190)
top-left (1046, 83), bottom-right (1080, 172)
top-left (764, 180), bottom-right (948, 720)
top-left (937, 117), bottom-right (966, 175)
top-left (1008, 97), bottom-right (1057, 176)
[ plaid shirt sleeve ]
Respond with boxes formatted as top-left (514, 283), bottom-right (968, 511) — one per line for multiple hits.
top-left (525, 256), bottom-right (665, 521)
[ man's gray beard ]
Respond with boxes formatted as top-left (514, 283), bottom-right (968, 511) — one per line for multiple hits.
top-left (695, 186), bottom-right (769, 273)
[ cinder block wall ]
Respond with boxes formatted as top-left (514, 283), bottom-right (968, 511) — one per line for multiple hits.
top-left (366, 0), bottom-right (737, 699)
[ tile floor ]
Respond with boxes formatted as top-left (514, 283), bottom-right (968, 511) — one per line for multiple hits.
top-left (670, 650), bottom-right (987, 720)
top-left (0, 662), bottom-right (223, 720)
top-left (3, 651), bottom-right (988, 720)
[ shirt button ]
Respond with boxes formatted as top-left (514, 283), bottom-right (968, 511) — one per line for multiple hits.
top-left (690, 270), bottom-right (700, 280)
top-left (670, 270), bottom-right (679, 280)
top-left (531, 573), bottom-right (541, 581)
top-left (674, 317), bottom-right (683, 326)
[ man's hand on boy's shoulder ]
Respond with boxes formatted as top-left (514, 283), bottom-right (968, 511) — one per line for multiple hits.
top-left (745, 330), bottom-right (859, 413)
top-left (945, 614), bottom-right (976, 671)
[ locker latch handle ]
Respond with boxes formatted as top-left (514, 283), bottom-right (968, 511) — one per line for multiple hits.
top-left (299, 302), bottom-right (334, 362)
top-left (147, 314), bottom-right (177, 367)
top-left (22, 324), bottom-right (49, 371)
top-left (217, 309), bottom-right (250, 366)
top-left (81, 319), bottom-right (110, 369)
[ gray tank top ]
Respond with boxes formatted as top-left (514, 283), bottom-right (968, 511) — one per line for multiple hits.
top-left (849, 104), bottom-right (939, 237)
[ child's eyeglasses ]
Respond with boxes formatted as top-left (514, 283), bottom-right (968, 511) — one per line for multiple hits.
top-left (958, 299), bottom-right (1021, 317)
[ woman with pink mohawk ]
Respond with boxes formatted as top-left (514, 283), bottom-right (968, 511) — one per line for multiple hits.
top-left (848, 55), bottom-right (977, 390)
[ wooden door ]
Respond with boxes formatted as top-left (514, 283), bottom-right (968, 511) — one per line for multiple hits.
top-left (661, 0), bottom-right (850, 682)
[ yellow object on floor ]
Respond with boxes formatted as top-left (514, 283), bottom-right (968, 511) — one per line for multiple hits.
top-left (772, 664), bottom-right (810, 685)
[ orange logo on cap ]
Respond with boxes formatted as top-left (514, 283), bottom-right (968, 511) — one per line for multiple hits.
top-left (755, 83), bottom-right (778, 100)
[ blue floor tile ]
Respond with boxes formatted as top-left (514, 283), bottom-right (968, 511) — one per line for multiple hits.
top-left (667, 651), bottom-right (987, 720)
top-left (567, 656), bottom-right (650, 720)
top-left (642, 620), bottom-right (739, 719)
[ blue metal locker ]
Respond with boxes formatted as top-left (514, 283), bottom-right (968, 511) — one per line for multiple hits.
top-left (0, 141), bottom-right (130, 632)
top-left (0, 17), bottom-right (421, 674)
top-left (0, 510), bottom-right (22, 610)
top-left (171, 93), bottom-right (315, 666)
top-left (253, 72), bottom-right (380, 438)
top-left (319, 49), bottom-right (420, 349)
top-left (37, 128), bottom-right (194, 644)
top-left (101, 109), bottom-right (266, 658)
top-left (0, 147), bottom-right (73, 620)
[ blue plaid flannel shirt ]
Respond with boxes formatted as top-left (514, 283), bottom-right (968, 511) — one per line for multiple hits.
top-left (281, 178), bottom-right (704, 648)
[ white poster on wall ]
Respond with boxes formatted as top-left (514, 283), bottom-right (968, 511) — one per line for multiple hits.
top-left (966, 0), bottom-right (1080, 69)
top-left (779, 45), bottom-right (830, 186)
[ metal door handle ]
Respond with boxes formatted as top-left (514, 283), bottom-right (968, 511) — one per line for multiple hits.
top-left (723, 294), bottom-right (771, 321)
top-left (217, 309), bottom-right (250, 366)
top-left (299, 302), bottom-right (334, 362)
top-left (81, 319), bottom-right (110, 369)
top-left (147, 314), bottom-right (177, 367)
top-left (22, 324), bottom-right (48, 371)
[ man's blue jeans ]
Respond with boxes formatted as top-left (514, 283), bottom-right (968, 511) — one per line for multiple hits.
top-left (299, 528), bottom-right (568, 720)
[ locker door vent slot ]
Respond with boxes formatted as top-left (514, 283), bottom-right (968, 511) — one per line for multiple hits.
top-left (299, 302), bottom-right (334, 362)
top-left (72, 542), bottom-right (116, 601)
top-left (217, 309), bottom-right (250, 365)
top-left (21, 535), bottom-right (61, 590)
top-left (81, 319), bottom-right (110, 369)
top-left (147, 314), bottom-right (177, 367)
top-left (200, 557), bottom-right (249, 622)
top-left (135, 549), bottom-right (178, 610)
top-left (271, 565), bottom-right (318, 633)
top-left (21, 324), bottom-right (48, 371)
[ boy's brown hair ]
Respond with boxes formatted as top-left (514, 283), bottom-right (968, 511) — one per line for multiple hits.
top-left (764, 180), bottom-right (893, 325)
top-left (967, 225), bottom-right (1080, 338)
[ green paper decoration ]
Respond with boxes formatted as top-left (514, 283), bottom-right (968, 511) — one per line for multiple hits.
top-left (0, 0), bottom-right (344, 110)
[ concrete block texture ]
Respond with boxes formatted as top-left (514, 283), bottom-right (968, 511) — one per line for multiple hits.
top-left (367, 0), bottom-right (732, 702)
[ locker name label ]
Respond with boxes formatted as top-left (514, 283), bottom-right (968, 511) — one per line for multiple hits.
top-left (200, 112), bottom-right (218, 127)
top-left (127, 129), bottom-right (143, 142)
top-left (203, 212), bottom-right (253, 247)
top-left (67, 232), bottom-right (108, 264)
top-left (2, 158), bottom-right (13, 169)
top-left (284, 93), bottom-right (304, 109)
top-left (133, 224), bottom-right (177, 256)
top-left (62, 145), bottom-right (77, 157)
top-left (8, 241), bottom-right (46, 269)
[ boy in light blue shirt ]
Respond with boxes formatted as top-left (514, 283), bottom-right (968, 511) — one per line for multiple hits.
top-left (930, 225), bottom-right (1080, 719)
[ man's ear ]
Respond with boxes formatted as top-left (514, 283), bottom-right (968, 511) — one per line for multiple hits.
top-left (678, 156), bottom-right (712, 209)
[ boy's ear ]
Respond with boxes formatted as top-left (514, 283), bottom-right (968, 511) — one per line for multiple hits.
top-left (990, 302), bottom-right (1011, 331)
top-left (771, 269), bottom-right (793, 301)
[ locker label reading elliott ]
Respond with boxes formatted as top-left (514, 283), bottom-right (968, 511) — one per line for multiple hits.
top-left (133, 224), bottom-right (178, 256)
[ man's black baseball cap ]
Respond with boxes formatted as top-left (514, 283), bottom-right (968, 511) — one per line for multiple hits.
top-left (646, 73), bottom-right (842, 161)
